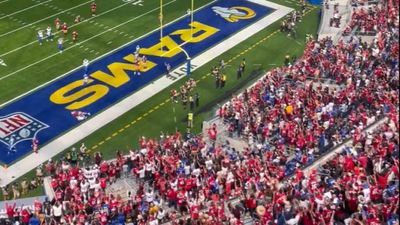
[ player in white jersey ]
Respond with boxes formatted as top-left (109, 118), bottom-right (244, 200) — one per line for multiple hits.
top-left (57, 38), bottom-right (64, 53)
top-left (83, 74), bottom-right (89, 85)
top-left (46, 26), bottom-right (53, 41)
top-left (135, 45), bottom-right (140, 53)
top-left (37, 30), bottom-right (44, 45)
top-left (8, 135), bottom-right (16, 153)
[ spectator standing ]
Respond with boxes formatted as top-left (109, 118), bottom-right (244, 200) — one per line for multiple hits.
top-left (194, 92), bottom-right (200, 107)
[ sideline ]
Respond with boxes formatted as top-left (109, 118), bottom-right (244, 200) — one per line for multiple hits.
top-left (0, 0), bottom-right (293, 186)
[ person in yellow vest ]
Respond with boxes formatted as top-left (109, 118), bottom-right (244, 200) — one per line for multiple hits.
top-left (221, 74), bottom-right (227, 88)
top-left (187, 112), bottom-right (193, 128)
top-left (285, 104), bottom-right (293, 115)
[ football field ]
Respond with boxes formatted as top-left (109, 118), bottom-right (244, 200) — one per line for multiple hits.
top-left (0, 0), bottom-right (320, 193)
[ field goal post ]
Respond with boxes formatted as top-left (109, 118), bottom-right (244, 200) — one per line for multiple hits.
top-left (159, 0), bottom-right (194, 76)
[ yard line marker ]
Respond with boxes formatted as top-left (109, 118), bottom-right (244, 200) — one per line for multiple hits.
top-left (0, 0), bottom-right (53, 20)
top-left (107, 41), bottom-right (112, 45)
top-left (112, 132), bottom-right (118, 137)
top-left (124, 124), bottom-right (131, 129)
top-left (98, 141), bottom-right (105, 145)
top-left (105, 137), bottom-right (112, 141)
top-left (119, 31), bottom-right (124, 35)
top-left (84, 48), bottom-right (89, 51)
top-left (90, 50), bottom-right (94, 53)
top-left (0, 0), bottom-right (92, 38)
top-left (118, 128), bottom-right (124, 133)
top-left (0, 0), bottom-right (10, 4)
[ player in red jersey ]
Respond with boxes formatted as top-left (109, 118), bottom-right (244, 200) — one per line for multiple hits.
top-left (91, 2), bottom-right (97, 16)
top-left (54, 17), bottom-right (61, 30)
top-left (72, 31), bottom-right (78, 42)
top-left (61, 22), bottom-right (68, 37)
top-left (32, 138), bottom-right (39, 153)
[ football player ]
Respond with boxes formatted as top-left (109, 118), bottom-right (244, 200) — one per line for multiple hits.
top-left (141, 55), bottom-right (147, 69)
top-left (71, 111), bottom-right (91, 121)
top-left (72, 31), bottom-right (78, 42)
top-left (133, 56), bottom-right (140, 75)
top-left (46, 26), bottom-right (53, 41)
top-left (32, 138), bottom-right (39, 154)
top-left (74, 15), bottom-right (81, 23)
top-left (83, 74), bottom-right (89, 85)
top-left (165, 62), bottom-right (171, 77)
top-left (57, 38), bottom-right (64, 53)
top-left (91, 2), bottom-right (97, 16)
top-left (61, 22), bottom-right (68, 37)
top-left (54, 17), bottom-right (61, 30)
top-left (37, 30), bottom-right (44, 45)
top-left (8, 135), bottom-right (16, 153)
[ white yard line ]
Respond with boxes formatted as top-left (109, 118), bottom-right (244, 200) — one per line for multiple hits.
top-left (0, 0), bottom-right (93, 38)
top-left (0, 0), bottom-right (135, 57)
top-left (0, 0), bottom-right (10, 4)
top-left (0, 0), bottom-right (52, 20)
top-left (0, 0), bottom-right (293, 186)
top-left (0, 0), bottom-right (176, 83)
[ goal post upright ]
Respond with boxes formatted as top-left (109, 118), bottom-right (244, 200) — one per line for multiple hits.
top-left (160, 0), bottom-right (164, 53)
top-left (160, 0), bottom-right (194, 76)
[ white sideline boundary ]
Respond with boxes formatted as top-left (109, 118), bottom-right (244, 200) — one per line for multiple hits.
top-left (0, 0), bottom-right (293, 186)
top-left (0, 0), bottom-right (53, 20)
top-left (0, 0), bottom-right (177, 82)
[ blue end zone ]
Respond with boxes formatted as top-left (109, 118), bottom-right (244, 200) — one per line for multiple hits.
top-left (0, 0), bottom-right (273, 165)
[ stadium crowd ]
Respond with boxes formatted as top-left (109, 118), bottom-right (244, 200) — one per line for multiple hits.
top-left (1, 0), bottom-right (399, 224)
top-left (343, 0), bottom-right (397, 35)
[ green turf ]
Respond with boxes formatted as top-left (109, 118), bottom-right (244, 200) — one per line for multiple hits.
top-left (0, 0), bottom-right (320, 199)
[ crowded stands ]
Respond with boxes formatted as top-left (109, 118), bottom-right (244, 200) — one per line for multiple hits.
top-left (1, 0), bottom-right (399, 224)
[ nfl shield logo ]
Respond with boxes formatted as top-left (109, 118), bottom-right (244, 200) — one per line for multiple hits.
top-left (0, 112), bottom-right (49, 150)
